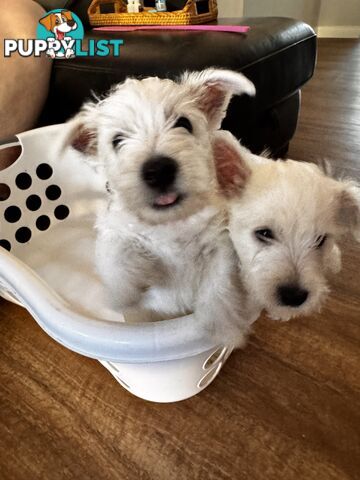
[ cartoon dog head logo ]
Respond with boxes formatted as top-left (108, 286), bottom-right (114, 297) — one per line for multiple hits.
top-left (37, 9), bottom-right (84, 59)
top-left (40, 10), bottom-right (77, 40)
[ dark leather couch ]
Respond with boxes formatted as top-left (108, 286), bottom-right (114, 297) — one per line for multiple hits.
top-left (39, 15), bottom-right (317, 156)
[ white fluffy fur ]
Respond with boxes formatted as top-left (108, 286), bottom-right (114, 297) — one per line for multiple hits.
top-left (214, 131), bottom-right (360, 322)
top-left (60, 69), bottom-right (257, 347)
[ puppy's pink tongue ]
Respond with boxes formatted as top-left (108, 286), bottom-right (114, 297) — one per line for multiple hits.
top-left (154, 193), bottom-right (178, 206)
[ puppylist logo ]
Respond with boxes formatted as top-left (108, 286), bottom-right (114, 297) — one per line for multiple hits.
top-left (37, 9), bottom-right (84, 59)
top-left (4, 9), bottom-right (123, 59)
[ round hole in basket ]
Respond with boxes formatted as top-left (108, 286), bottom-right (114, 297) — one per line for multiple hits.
top-left (0, 239), bottom-right (11, 251)
top-left (26, 194), bottom-right (42, 211)
top-left (46, 185), bottom-right (62, 201)
top-left (203, 346), bottom-right (227, 370)
top-left (15, 226), bottom-right (32, 243)
top-left (36, 163), bottom-right (53, 180)
top-left (36, 215), bottom-right (51, 232)
top-left (4, 205), bottom-right (22, 223)
top-left (198, 363), bottom-right (223, 389)
top-left (54, 205), bottom-right (70, 220)
top-left (15, 172), bottom-right (32, 190)
top-left (0, 183), bottom-right (11, 201)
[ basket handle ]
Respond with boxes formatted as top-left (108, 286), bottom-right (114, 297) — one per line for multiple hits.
top-left (183, 0), bottom-right (218, 13)
top-left (0, 136), bottom-right (20, 151)
top-left (182, 0), bottom-right (196, 13)
top-left (88, 0), bottom-right (127, 15)
top-left (0, 136), bottom-right (22, 172)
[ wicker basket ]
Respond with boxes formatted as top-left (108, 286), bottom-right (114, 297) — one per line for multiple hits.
top-left (88, 0), bottom-right (218, 26)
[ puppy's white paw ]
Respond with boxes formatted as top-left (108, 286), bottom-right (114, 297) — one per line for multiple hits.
top-left (65, 49), bottom-right (75, 59)
top-left (46, 48), bottom-right (56, 59)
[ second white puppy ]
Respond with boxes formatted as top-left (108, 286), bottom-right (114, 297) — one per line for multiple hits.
top-left (62, 69), bottom-right (256, 346)
top-left (214, 131), bottom-right (360, 322)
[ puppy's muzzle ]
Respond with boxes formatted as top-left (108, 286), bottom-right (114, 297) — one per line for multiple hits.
top-left (142, 156), bottom-right (178, 192)
top-left (277, 284), bottom-right (309, 307)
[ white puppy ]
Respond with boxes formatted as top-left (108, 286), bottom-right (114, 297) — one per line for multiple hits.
top-left (61, 69), bottom-right (257, 346)
top-left (214, 131), bottom-right (360, 322)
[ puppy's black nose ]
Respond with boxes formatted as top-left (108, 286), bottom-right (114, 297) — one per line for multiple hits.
top-left (278, 285), bottom-right (309, 307)
top-left (67, 19), bottom-right (75, 27)
top-left (142, 156), bottom-right (178, 191)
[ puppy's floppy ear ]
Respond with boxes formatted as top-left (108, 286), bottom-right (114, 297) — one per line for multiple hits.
top-left (181, 68), bottom-right (255, 130)
top-left (337, 181), bottom-right (360, 241)
top-left (39, 13), bottom-right (56, 32)
top-left (213, 131), bottom-right (251, 198)
top-left (62, 10), bottom-right (73, 21)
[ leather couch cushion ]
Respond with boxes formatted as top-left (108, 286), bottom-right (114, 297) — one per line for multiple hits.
top-left (40, 16), bottom-right (316, 152)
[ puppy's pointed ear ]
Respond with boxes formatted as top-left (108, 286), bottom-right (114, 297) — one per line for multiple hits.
top-left (56, 102), bottom-right (99, 165)
top-left (67, 118), bottom-right (97, 156)
top-left (39, 13), bottom-right (55, 32)
top-left (337, 181), bottom-right (360, 241)
top-left (213, 131), bottom-right (251, 198)
top-left (181, 69), bottom-right (255, 130)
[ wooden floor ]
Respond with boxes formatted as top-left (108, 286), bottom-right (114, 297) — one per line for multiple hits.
top-left (1, 39), bottom-right (360, 480)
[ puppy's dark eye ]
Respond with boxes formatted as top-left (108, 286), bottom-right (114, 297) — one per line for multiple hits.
top-left (315, 235), bottom-right (327, 249)
top-left (255, 228), bottom-right (275, 243)
top-left (173, 116), bottom-right (193, 133)
top-left (112, 135), bottom-right (126, 149)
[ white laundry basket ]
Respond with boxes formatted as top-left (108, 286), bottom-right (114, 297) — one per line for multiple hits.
top-left (0, 124), bottom-right (233, 403)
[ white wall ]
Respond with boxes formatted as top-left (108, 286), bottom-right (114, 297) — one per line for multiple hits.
top-left (217, 0), bottom-right (360, 37)
top-left (319, 0), bottom-right (360, 25)
top-left (318, 0), bottom-right (360, 37)
top-left (217, 0), bottom-right (244, 18)
top-left (243, 0), bottom-right (321, 28)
